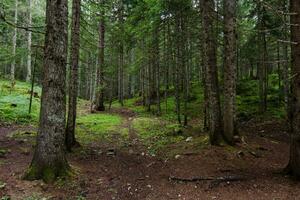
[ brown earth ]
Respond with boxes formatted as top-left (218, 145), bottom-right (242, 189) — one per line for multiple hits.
top-left (0, 113), bottom-right (300, 200)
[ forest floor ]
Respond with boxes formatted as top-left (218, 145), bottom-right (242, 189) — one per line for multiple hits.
top-left (1, 105), bottom-right (300, 200)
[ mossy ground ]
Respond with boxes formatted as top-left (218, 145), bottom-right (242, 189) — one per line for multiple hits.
top-left (0, 80), bottom-right (40, 124)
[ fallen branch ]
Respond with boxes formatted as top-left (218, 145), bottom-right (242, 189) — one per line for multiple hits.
top-left (169, 175), bottom-right (248, 185)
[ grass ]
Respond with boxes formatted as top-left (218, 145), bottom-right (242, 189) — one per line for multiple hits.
top-left (0, 80), bottom-right (40, 124)
top-left (132, 117), bottom-right (185, 154)
top-left (76, 113), bottom-right (123, 144)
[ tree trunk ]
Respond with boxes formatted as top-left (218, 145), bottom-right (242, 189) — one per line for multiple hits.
top-left (286, 0), bottom-right (300, 178)
top-left (282, 0), bottom-right (290, 117)
top-left (11, 0), bottom-right (18, 87)
top-left (26, 0), bottom-right (32, 82)
top-left (24, 0), bottom-right (70, 183)
top-left (202, 0), bottom-right (223, 145)
top-left (95, 12), bottom-right (106, 111)
top-left (65, 0), bottom-right (81, 151)
top-left (223, 0), bottom-right (237, 144)
top-left (258, 4), bottom-right (268, 113)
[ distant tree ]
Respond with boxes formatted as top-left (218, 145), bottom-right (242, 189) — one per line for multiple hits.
top-left (95, 4), bottom-right (105, 111)
top-left (66, 0), bottom-right (82, 151)
top-left (26, 0), bottom-right (32, 82)
top-left (11, 0), bottom-right (17, 86)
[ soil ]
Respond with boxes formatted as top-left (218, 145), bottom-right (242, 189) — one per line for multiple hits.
top-left (1, 111), bottom-right (300, 200)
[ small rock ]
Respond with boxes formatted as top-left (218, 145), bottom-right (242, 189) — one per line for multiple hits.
top-left (0, 182), bottom-right (6, 189)
top-left (175, 155), bottom-right (181, 159)
top-left (185, 137), bottom-right (193, 142)
top-left (237, 151), bottom-right (244, 158)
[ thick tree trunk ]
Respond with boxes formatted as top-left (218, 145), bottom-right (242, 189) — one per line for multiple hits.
top-left (202, 0), bottom-right (223, 145)
top-left (95, 14), bottom-right (106, 111)
top-left (11, 0), bottom-right (18, 87)
top-left (223, 0), bottom-right (237, 144)
top-left (66, 0), bottom-right (81, 151)
top-left (286, 0), bottom-right (300, 177)
top-left (24, 0), bottom-right (70, 183)
top-left (26, 0), bottom-right (32, 82)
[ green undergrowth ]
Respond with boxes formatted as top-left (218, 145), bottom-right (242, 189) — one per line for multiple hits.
top-left (0, 79), bottom-right (40, 124)
top-left (132, 117), bottom-right (185, 154)
top-left (110, 83), bottom-right (205, 122)
top-left (76, 113), bottom-right (123, 144)
top-left (131, 116), bottom-right (212, 157)
top-left (237, 75), bottom-right (285, 120)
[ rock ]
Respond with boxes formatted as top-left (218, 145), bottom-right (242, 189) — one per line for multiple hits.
top-left (175, 155), bottom-right (181, 159)
top-left (185, 137), bottom-right (193, 142)
top-left (237, 151), bottom-right (244, 158)
top-left (0, 182), bottom-right (6, 189)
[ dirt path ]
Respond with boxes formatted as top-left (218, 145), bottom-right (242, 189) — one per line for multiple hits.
top-left (1, 115), bottom-right (300, 199)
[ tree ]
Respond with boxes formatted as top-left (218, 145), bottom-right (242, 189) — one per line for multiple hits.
top-left (66, 0), bottom-right (82, 151)
top-left (95, 5), bottom-right (105, 111)
top-left (286, 0), bottom-right (300, 177)
top-left (24, 0), bottom-right (70, 182)
top-left (201, 0), bottom-right (223, 145)
top-left (223, 0), bottom-right (237, 144)
top-left (26, 0), bottom-right (32, 82)
top-left (11, 0), bottom-right (17, 87)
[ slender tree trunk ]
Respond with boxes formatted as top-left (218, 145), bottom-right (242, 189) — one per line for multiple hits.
top-left (258, 4), bottom-right (268, 113)
top-left (26, 0), bottom-right (32, 82)
top-left (282, 0), bottom-right (290, 117)
top-left (95, 12), bottom-right (106, 111)
top-left (223, 0), bottom-right (237, 144)
top-left (24, 0), bottom-right (70, 182)
top-left (65, 0), bottom-right (81, 151)
top-left (202, 0), bottom-right (222, 145)
top-left (11, 0), bottom-right (18, 87)
top-left (286, 0), bottom-right (300, 177)
top-left (153, 25), bottom-right (161, 115)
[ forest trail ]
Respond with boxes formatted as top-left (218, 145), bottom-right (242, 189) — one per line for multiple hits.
top-left (1, 110), bottom-right (300, 200)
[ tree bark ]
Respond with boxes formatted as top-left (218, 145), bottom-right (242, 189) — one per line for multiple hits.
top-left (65, 0), bottom-right (81, 151)
top-left (201, 0), bottom-right (223, 145)
top-left (258, 4), bottom-right (268, 113)
top-left (95, 11), bottom-right (106, 111)
top-left (223, 0), bottom-right (237, 144)
top-left (286, 0), bottom-right (300, 178)
top-left (26, 0), bottom-right (32, 82)
top-left (11, 0), bottom-right (18, 87)
top-left (24, 0), bottom-right (70, 183)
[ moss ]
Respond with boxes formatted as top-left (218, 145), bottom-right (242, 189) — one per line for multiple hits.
top-left (76, 113), bottom-right (123, 144)
top-left (0, 79), bottom-right (41, 124)
top-left (23, 163), bottom-right (71, 183)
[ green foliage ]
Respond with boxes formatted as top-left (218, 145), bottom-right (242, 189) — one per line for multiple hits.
top-left (237, 74), bottom-right (285, 120)
top-left (0, 80), bottom-right (40, 124)
top-left (132, 117), bottom-right (184, 153)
